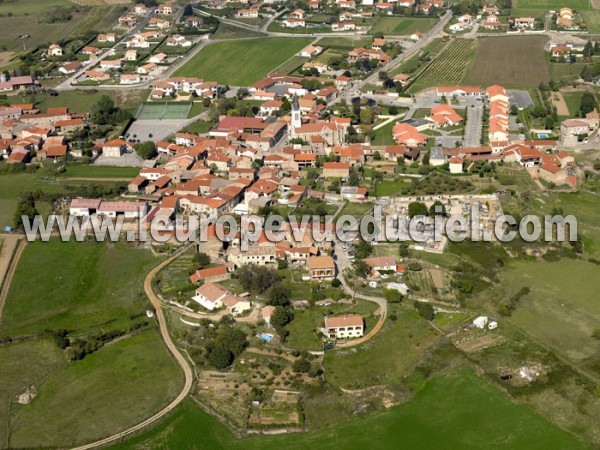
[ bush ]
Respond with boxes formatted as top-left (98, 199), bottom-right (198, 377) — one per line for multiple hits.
top-left (331, 279), bottom-right (342, 288)
top-left (414, 301), bottom-right (434, 321)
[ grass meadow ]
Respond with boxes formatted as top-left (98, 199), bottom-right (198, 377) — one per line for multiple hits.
top-left (111, 367), bottom-right (587, 450)
top-left (370, 17), bottom-right (438, 35)
top-left (174, 38), bottom-right (312, 86)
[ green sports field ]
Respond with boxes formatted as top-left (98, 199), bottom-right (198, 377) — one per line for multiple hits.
top-left (370, 17), bottom-right (438, 35)
top-left (513, 0), bottom-right (589, 9)
top-left (111, 367), bottom-right (586, 450)
top-left (135, 102), bottom-right (192, 120)
top-left (173, 38), bottom-right (312, 86)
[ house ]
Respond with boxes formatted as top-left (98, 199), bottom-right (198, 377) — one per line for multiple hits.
top-left (332, 21), bottom-right (355, 31)
top-left (300, 45), bottom-right (323, 57)
top-left (340, 186), bottom-right (368, 202)
top-left (436, 85), bottom-right (481, 97)
top-left (100, 60), bottom-right (123, 71)
top-left (393, 73), bottom-right (411, 86)
top-left (323, 161), bottom-right (350, 178)
top-left (514, 17), bottom-right (535, 29)
top-left (260, 99), bottom-right (283, 115)
top-left (166, 34), bottom-right (192, 47)
top-left (120, 73), bottom-right (141, 85)
top-left (308, 255), bottom-right (336, 280)
top-left (98, 33), bottom-right (116, 43)
top-left (363, 256), bottom-right (401, 276)
top-left (101, 138), bottom-right (128, 157)
top-left (37, 144), bottom-right (67, 160)
top-left (449, 156), bottom-right (464, 174)
top-left (410, 32), bottom-right (423, 41)
top-left (97, 201), bottom-right (147, 218)
top-left (59, 61), bottom-right (82, 75)
top-left (125, 49), bottom-right (138, 61)
top-left (191, 282), bottom-right (228, 310)
top-left (323, 314), bottom-right (364, 339)
top-left (137, 63), bottom-right (157, 75)
top-left (282, 18), bottom-right (305, 27)
top-left (69, 198), bottom-right (102, 216)
top-left (119, 14), bottom-right (137, 27)
top-left (133, 3), bottom-right (149, 15)
top-left (82, 46), bottom-right (102, 56)
top-left (262, 305), bottom-right (276, 325)
top-left (47, 44), bottom-right (63, 57)
top-left (289, 8), bottom-right (306, 19)
top-left (190, 265), bottom-right (229, 284)
top-left (237, 8), bottom-right (259, 18)
top-left (148, 53), bottom-right (168, 64)
top-left (185, 16), bottom-right (203, 28)
top-left (156, 2), bottom-right (174, 15)
top-left (428, 104), bottom-right (463, 127)
top-left (392, 122), bottom-right (427, 147)
top-left (85, 70), bottom-right (110, 82)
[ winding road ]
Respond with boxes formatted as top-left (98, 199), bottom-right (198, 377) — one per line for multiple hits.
top-left (71, 248), bottom-right (194, 450)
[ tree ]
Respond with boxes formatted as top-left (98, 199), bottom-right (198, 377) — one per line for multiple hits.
top-left (208, 343), bottom-right (234, 369)
top-left (292, 358), bottom-right (311, 373)
top-left (269, 282), bottom-right (291, 306)
top-left (195, 252), bottom-right (210, 268)
top-left (237, 265), bottom-right (279, 293)
top-left (215, 326), bottom-right (247, 357)
top-left (389, 105), bottom-right (398, 115)
top-left (383, 289), bottom-right (403, 303)
top-left (584, 40), bottom-right (594, 58)
top-left (354, 239), bottom-right (373, 259)
top-left (373, 150), bottom-right (382, 161)
top-left (414, 301), bottom-right (434, 320)
top-left (509, 105), bottom-right (518, 115)
top-left (408, 201), bottom-right (427, 218)
top-left (183, 3), bottom-right (193, 16)
top-left (581, 65), bottom-right (593, 82)
top-left (580, 92), bottom-right (596, 115)
top-left (428, 200), bottom-right (446, 216)
top-left (134, 141), bottom-right (157, 159)
top-left (360, 108), bottom-right (373, 125)
top-left (270, 306), bottom-right (292, 329)
top-left (353, 259), bottom-right (370, 277)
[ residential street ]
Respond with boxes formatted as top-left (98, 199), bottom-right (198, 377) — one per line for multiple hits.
top-left (464, 105), bottom-right (483, 147)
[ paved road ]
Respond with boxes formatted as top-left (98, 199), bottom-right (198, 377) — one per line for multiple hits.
top-left (464, 105), bottom-right (483, 147)
top-left (72, 248), bottom-right (194, 450)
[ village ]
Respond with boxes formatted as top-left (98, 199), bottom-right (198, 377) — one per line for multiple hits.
top-left (0, 0), bottom-right (600, 447)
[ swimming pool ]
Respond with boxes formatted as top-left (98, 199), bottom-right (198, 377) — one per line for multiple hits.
top-left (259, 333), bottom-right (273, 342)
top-left (537, 133), bottom-right (548, 139)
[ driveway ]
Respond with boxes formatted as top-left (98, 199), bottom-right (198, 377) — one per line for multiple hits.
top-left (464, 105), bottom-right (483, 147)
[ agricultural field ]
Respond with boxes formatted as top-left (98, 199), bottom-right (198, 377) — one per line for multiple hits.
top-left (561, 91), bottom-right (585, 116)
top-left (174, 38), bottom-right (312, 86)
top-left (550, 62), bottom-right (587, 84)
top-left (112, 368), bottom-right (587, 450)
top-left (0, 0), bottom-right (74, 15)
top-left (317, 36), bottom-right (373, 50)
top-left (512, 0), bottom-right (589, 9)
top-left (409, 39), bottom-right (475, 93)
top-left (582, 10), bottom-right (600, 32)
top-left (466, 36), bottom-right (550, 88)
top-left (370, 17), bottom-right (438, 35)
top-left (374, 179), bottom-right (410, 196)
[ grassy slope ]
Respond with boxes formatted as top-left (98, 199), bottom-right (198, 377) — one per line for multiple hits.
top-left (7, 331), bottom-right (182, 448)
top-left (0, 240), bottom-right (158, 336)
top-left (501, 259), bottom-right (600, 362)
top-left (173, 38), bottom-right (312, 86)
top-left (62, 165), bottom-right (141, 179)
top-left (112, 367), bottom-right (587, 450)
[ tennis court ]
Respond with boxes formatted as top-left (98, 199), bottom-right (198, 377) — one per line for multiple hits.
top-left (135, 102), bottom-right (192, 120)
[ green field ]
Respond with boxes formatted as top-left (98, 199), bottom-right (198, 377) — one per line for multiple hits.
top-left (112, 367), bottom-right (586, 450)
top-left (374, 179), bottom-right (410, 196)
top-left (4, 331), bottom-right (182, 448)
top-left (174, 38), bottom-right (312, 86)
top-left (561, 91), bottom-right (585, 116)
top-left (501, 259), bottom-right (600, 364)
top-left (324, 306), bottom-right (441, 389)
top-left (513, 0), bottom-right (589, 9)
top-left (370, 17), bottom-right (438, 35)
top-left (136, 102), bottom-right (192, 120)
top-left (317, 36), bottom-right (373, 49)
top-left (4, 89), bottom-right (146, 115)
top-left (0, 239), bottom-right (182, 448)
top-left (582, 10), bottom-right (600, 33)
top-left (0, 240), bottom-right (159, 336)
top-left (63, 166), bottom-right (140, 179)
top-left (0, 0), bottom-right (74, 15)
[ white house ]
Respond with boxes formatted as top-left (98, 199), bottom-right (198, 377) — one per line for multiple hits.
top-left (192, 282), bottom-right (251, 315)
top-left (323, 315), bottom-right (364, 339)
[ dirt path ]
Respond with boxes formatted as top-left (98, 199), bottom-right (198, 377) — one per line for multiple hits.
top-left (551, 92), bottom-right (569, 116)
top-left (72, 248), bottom-right (194, 450)
top-left (591, 0), bottom-right (600, 9)
top-left (0, 236), bottom-right (25, 321)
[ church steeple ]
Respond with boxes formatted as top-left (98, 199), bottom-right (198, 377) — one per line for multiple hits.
top-left (290, 94), bottom-right (302, 138)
